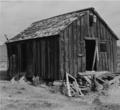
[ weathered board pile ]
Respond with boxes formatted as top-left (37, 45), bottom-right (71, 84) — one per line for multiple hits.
top-left (61, 71), bottom-right (120, 97)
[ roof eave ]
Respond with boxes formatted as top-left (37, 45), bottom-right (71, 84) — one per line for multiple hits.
top-left (6, 34), bottom-right (59, 44)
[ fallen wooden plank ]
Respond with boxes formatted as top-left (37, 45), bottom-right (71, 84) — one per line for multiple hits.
top-left (66, 73), bottom-right (71, 96)
top-left (66, 73), bottom-right (84, 96)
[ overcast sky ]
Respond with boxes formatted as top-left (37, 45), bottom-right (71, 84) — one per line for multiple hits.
top-left (0, 0), bottom-right (120, 45)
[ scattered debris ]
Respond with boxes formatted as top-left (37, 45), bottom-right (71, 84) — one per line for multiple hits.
top-left (33, 76), bottom-right (40, 86)
top-left (61, 71), bottom-right (120, 97)
top-left (9, 71), bottom-right (120, 99)
top-left (11, 77), bottom-right (18, 84)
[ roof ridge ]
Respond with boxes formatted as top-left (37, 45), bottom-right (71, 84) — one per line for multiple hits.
top-left (32, 7), bottom-right (94, 26)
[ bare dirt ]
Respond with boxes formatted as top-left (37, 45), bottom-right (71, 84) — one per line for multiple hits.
top-left (0, 80), bottom-right (120, 110)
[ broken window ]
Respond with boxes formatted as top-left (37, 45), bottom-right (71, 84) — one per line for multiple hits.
top-left (100, 42), bottom-right (107, 52)
top-left (89, 14), bottom-right (97, 26)
top-left (89, 14), bottom-right (93, 26)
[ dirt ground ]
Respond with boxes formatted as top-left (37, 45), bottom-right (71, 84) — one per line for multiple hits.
top-left (0, 80), bottom-right (120, 110)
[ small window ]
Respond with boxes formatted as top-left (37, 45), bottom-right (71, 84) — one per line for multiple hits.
top-left (89, 14), bottom-right (93, 26)
top-left (89, 14), bottom-right (97, 26)
top-left (100, 42), bottom-right (107, 52)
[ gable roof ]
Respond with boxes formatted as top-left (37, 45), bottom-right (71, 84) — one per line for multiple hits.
top-left (8, 7), bottom-right (118, 43)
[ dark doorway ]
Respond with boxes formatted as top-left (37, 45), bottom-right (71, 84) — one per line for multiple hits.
top-left (85, 40), bottom-right (96, 70)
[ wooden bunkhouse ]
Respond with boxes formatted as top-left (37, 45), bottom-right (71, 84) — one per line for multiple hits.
top-left (6, 7), bottom-right (118, 80)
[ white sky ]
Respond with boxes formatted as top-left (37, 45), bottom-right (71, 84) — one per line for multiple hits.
top-left (0, 0), bottom-right (120, 45)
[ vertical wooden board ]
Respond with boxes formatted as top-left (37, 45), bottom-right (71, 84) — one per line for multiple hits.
top-left (94, 17), bottom-right (97, 38)
top-left (113, 39), bottom-right (115, 72)
top-left (100, 53), bottom-right (103, 71)
top-left (102, 23), bottom-right (104, 40)
top-left (67, 26), bottom-right (70, 74)
top-left (101, 24), bottom-right (104, 40)
top-left (99, 21), bottom-right (102, 40)
top-left (115, 40), bottom-right (117, 72)
top-left (47, 39), bottom-right (50, 79)
top-left (107, 41), bottom-right (110, 71)
top-left (32, 41), bottom-right (35, 74)
top-left (101, 53), bottom-right (103, 70)
top-left (64, 28), bottom-right (69, 73)
top-left (107, 33), bottom-right (111, 71)
top-left (104, 53), bottom-right (107, 70)
top-left (73, 21), bottom-right (78, 76)
top-left (68, 25), bottom-right (73, 75)
top-left (103, 53), bottom-right (106, 70)
top-left (54, 38), bottom-right (57, 80)
top-left (80, 16), bottom-right (85, 40)
top-left (80, 41), bottom-right (85, 72)
top-left (95, 19), bottom-right (98, 38)
top-left (111, 35), bottom-right (114, 71)
top-left (112, 37), bottom-right (115, 72)
top-left (19, 44), bottom-right (22, 73)
top-left (38, 41), bottom-right (40, 75)
top-left (109, 40), bottom-right (112, 71)
top-left (41, 40), bottom-right (44, 78)
top-left (34, 41), bottom-right (37, 75)
top-left (110, 37), bottom-right (113, 72)
top-left (93, 19), bottom-right (96, 38)
top-left (75, 21), bottom-right (78, 76)
top-left (102, 53), bottom-right (104, 70)
top-left (99, 23), bottom-right (102, 40)
top-left (36, 41), bottom-right (38, 75)
top-left (77, 18), bottom-right (82, 72)
top-left (49, 39), bottom-right (52, 79)
top-left (105, 52), bottom-right (108, 71)
top-left (16, 44), bottom-right (18, 74)
top-left (80, 16), bottom-right (86, 71)
top-left (86, 11), bottom-right (89, 37)
top-left (59, 32), bottom-right (65, 80)
top-left (84, 13), bottom-right (88, 37)
top-left (109, 34), bottom-right (112, 72)
top-left (38, 40), bottom-right (41, 77)
top-left (106, 31), bottom-right (110, 71)
top-left (44, 40), bottom-right (46, 78)
top-left (56, 38), bottom-right (59, 80)
top-left (98, 19), bottom-right (101, 41)
top-left (17, 44), bottom-right (20, 74)
top-left (37, 41), bottom-right (39, 77)
top-left (71, 23), bottom-right (75, 75)
top-left (103, 24), bottom-right (106, 40)
top-left (114, 40), bottom-right (117, 72)
top-left (51, 38), bottom-right (55, 79)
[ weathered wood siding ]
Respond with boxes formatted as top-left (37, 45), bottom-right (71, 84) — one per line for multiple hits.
top-left (7, 36), bottom-right (60, 80)
top-left (59, 13), bottom-right (89, 79)
top-left (89, 10), bottom-right (117, 72)
top-left (59, 11), bottom-right (117, 79)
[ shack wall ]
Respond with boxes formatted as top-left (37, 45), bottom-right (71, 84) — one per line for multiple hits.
top-left (59, 13), bottom-right (89, 79)
top-left (59, 11), bottom-right (117, 79)
top-left (7, 36), bottom-right (60, 80)
top-left (89, 10), bottom-right (117, 72)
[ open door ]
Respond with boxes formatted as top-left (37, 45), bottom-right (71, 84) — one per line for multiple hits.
top-left (85, 39), bottom-right (97, 71)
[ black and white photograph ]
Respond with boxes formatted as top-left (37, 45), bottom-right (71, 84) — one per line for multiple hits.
top-left (0, 0), bottom-right (120, 110)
